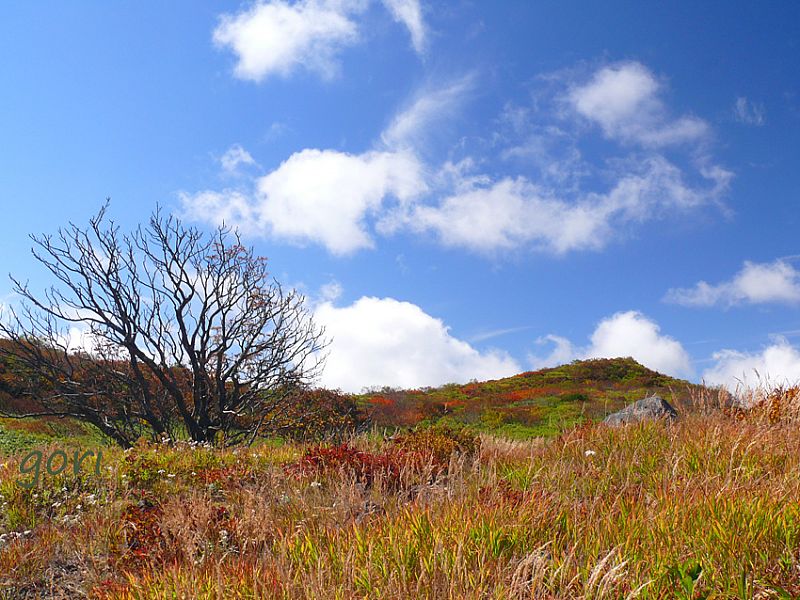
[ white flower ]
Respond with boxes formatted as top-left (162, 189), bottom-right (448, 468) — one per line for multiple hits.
top-left (584, 450), bottom-right (597, 457)
top-left (310, 481), bottom-right (322, 489)
top-left (157, 469), bottom-right (166, 475)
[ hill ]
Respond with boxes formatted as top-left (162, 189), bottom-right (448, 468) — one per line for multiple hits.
top-left (360, 357), bottom-right (707, 437)
top-left (0, 353), bottom-right (710, 450)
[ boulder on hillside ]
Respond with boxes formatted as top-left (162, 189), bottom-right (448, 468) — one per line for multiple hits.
top-left (603, 395), bottom-right (678, 427)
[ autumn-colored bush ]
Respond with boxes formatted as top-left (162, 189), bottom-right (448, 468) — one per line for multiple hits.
top-left (391, 424), bottom-right (479, 464)
top-left (365, 391), bottom-right (447, 427)
top-left (265, 388), bottom-right (366, 441)
top-left (117, 497), bottom-right (166, 568)
top-left (285, 443), bottom-right (402, 489)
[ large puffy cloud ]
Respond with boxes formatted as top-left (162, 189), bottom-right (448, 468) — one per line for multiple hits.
top-left (182, 148), bottom-right (427, 255)
top-left (568, 61), bottom-right (709, 147)
top-left (314, 296), bottom-right (520, 391)
top-left (213, 0), bottom-right (364, 82)
top-left (530, 311), bottom-right (693, 379)
top-left (703, 339), bottom-right (800, 390)
top-left (213, 0), bottom-right (426, 82)
top-left (665, 260), bottom-right (800, 307)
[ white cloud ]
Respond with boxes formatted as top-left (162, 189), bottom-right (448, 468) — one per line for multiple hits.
top-left (213, 0), bottom-right (428, 82)
top-left (318, 280), bottom-right (343, 303)
top-left (180, 189), bottom-right (258, 230)
top-left (568, 62), bottom-right (709, 147)
top-left (220, 144), bottom-right (257, 174)
top-left (530, 311), bottom-right (693, 379)
top-left (703, 338), bottom-right (800, 390)
top-left (665, 260), bottom-right (800, 307)
top-left (213, 0), bottom-right (365, 82)
top-left (184, 61), bottom-right (730, 258)
top-left (315, 296), bottom-right (520, 391)
top-left (733, 97), bottom-right (765, 126)
top-left (380, 0), bottom-right (427, 54)
top-left (381, 77), bottom-right (472, 149)
top-left (182, 148), bottom-right (427, 255)
top-left (394, 155), bottom-right (727, 255)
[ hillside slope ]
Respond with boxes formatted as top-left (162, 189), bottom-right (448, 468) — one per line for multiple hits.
top-left (361, 357), bottom-right (706, 437)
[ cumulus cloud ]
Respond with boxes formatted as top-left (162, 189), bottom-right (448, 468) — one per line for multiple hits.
top-left (182, 79), bottom-right (471, 255)
top-left (381, 0), bottom-right (427, 53)
top-left (568, 62), bottom-right (709, 147)
top-left (213, 0), bottom-right (427, 82)
top-left (213, 0), bottom-right (365, 82)
top-left (530, 311), bottom-right (693, 378)
top-left (314, 296), bottom-right (520, 391)
top-left (393, 155), bottom-right (728, 254)
top-left (732, 97), bottom-right (765, 126)
top-left (703, 338), bottom-right (800, 390)
top-left (183, 60), bottom-right (730, 258)
top-left (182, 148), bottom-right (427, 255)
top-left (665, 260), bottom-right (800, 307)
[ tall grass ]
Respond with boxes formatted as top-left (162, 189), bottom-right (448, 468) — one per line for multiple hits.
top-left (2, 390), bottom-right (800, 598)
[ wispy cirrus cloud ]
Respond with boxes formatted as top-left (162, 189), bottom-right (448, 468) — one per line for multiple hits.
top-left (732, 97), bottom-right (765, 126)
top-left (381, 0), bottom-right (427, 54)
top-left (381, 76), bottom-right (473, 150)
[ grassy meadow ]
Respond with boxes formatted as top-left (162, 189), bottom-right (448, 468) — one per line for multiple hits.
top-left (2, 385), bottom-right (800, 598)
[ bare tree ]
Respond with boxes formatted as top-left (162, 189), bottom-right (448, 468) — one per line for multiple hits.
top-left (0, 203), bottom-right (327, 447)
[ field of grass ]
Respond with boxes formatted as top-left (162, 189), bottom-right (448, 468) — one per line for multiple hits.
top-left (2, 388), bottom-right (800, 598)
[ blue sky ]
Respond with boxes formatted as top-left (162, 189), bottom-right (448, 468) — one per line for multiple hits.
top-left (1, 1), bottom-right (800, 392)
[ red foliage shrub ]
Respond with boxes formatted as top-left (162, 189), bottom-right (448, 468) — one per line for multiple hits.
top-left (118, 498), bottom-right (166, 569)
top-left (195, 465), bottom-right (254, 486)
top-left (285, 444), bottom-right (403, 489)
top-left (368, 395), bottom-right (394, 407)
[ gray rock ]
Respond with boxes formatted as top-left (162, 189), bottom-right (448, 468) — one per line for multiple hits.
top-left (603, 395), bottom-right (678, 426)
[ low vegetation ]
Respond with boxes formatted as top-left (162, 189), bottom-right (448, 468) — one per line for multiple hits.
top-left (1, 387), bottom-right (800, 598)
top-left (360, 357), bottom-right (707, 437)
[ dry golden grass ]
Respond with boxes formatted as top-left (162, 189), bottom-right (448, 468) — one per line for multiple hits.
top-left (3, 395), bottom-right (800, 598)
